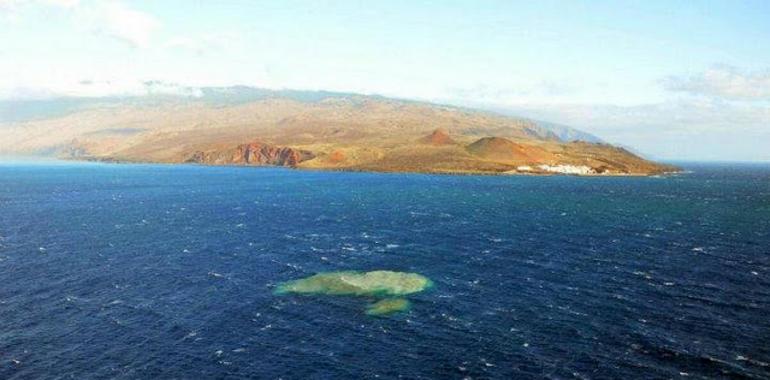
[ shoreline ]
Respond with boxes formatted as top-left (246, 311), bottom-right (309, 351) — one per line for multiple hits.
top-left (54, 156), bottom-right (681, 178)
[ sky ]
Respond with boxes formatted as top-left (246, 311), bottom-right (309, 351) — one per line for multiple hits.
top-left (1, 0), bottom-right (769, 161)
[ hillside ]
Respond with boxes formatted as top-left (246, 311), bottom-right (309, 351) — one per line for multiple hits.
top-left (0, 88), bottom-right (674, 175)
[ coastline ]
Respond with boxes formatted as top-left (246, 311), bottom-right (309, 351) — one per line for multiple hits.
top-left (59, 156), bottom-right (681, 178)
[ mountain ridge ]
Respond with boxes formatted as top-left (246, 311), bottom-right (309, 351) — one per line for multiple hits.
top-left (1, 86), bottom-right (599, 143)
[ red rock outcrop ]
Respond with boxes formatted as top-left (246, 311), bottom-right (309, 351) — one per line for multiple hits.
top-left (327, 150), bottom-right (346, 164)
top-left (418, 128), bottom-right (456, 146)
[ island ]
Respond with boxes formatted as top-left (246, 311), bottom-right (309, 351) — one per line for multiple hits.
top-left (0, 88), bottom-right (675, 175)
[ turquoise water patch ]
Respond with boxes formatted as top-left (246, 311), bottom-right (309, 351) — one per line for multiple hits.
top-left (275, 270), bottom-right (431, 315)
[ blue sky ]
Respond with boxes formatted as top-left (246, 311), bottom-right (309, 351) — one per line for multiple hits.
top-left (1, 0), bottom-right (769, 161)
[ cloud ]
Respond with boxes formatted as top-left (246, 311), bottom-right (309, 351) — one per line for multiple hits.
top-left (1, 78), bottom-right (207, 99)
top-left (2, 0), bottom-right (159, 48)
top-left (141, 80), bottom-right (203, 97)
top-left (0, 0), bottom-right (27, 21)
top-left (43, 0), bottom-right (78, 7)
top-left (0, 0), bottom-right (20, 11)
top-left (82, 1), bottom-right (160, 48)
top-left (445, 81), bottom-right (577, 104)
top-left (511, 99), bottom-right (770, 134)
top-left (502, 99), bottom-right (770, 161)
top-left (0, 0), bottom-right (78, 14)
top-left (663, 65), bottom-right (770, 101)
top-left (0, 85), bottom-right (57, 99)
top-left (164, 32), bottom-right (241, 56)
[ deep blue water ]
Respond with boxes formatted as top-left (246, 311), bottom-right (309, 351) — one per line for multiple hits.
top-left (1, 162), bottom-right (769, 379)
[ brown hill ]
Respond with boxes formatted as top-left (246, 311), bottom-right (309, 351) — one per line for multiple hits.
top-left (466, 137), bottom-right (556, 164)
top-left (418, 128), bottom-right (456, 146)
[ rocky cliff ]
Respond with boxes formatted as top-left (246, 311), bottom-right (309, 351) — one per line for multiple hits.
top-left (186, 142), bottom-right (314, 167)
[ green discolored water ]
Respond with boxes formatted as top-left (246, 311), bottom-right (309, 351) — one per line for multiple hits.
top-left (366, 298), bottom-right (411, 316)
top-left (275, 270), bottom-right (431, 315)
top-left (275, 270), bottom-right (432, 297)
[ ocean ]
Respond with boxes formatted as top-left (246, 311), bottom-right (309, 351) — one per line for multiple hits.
top-left (0, 162), bottom-right (768, 379)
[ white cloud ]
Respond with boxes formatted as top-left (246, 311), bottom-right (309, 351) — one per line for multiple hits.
top-left (0, 0), bottom-right (78, 14)
top-left (0, 0), bottom-right (25, 11)
top-left (0, 0), bottom-right (20, 10)
top-left (164, 32), bottom-right (241, 56)
top-left (510, 99), bottom-right (770, 134)
top-left (141, 80), bottom-right (203, 97)
top-left (663, 65), bottom-right (770, 101)
top-left (0, 78), bottom-right (208, 99)
top-left (43, 0), bottom-right (79, 7)
top-left (445, 81), bottom-right (577, 104)
top-left (81, 1), bottom-right (160, 48)
top-left (502, 99), bottom-right (770, 161)
top-left (0, 0), bottom-right (25, 21)
top-left (2, 0), bottom-right (160, 48)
